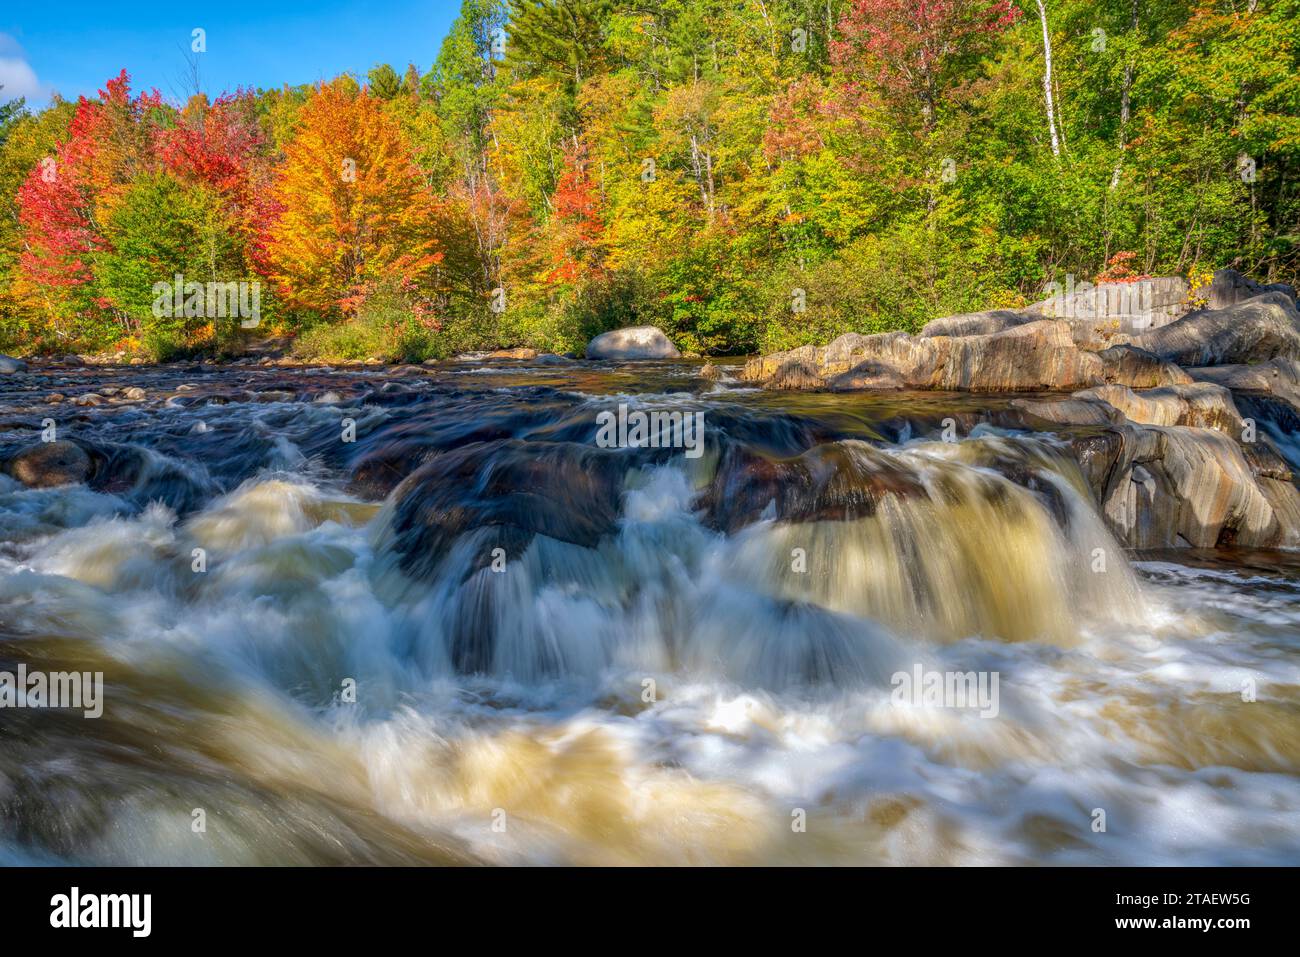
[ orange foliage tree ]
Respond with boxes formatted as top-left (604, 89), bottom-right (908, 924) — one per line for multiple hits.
top-left (261, 83), bottom-right (445, 314)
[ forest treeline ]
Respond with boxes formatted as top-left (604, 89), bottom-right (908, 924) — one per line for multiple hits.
top-left (0, 0), bottom-right (1297, 360)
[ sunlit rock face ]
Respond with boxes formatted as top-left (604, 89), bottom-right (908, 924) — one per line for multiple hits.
top-left (742, 318), bottom-right (1189, 393)
top-left (1129, 293), bottom-right (1300, 367)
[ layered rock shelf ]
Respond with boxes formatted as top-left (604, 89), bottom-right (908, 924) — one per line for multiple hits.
top-left (742, 272), bottom-right (1300, 550)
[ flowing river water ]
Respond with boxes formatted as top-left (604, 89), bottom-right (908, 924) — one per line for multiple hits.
top-left (0, 357), bottom-right (1297, 865)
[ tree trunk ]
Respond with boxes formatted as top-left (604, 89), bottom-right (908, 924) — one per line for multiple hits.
top-left (1110, 0), bottom-right (1140, 189)
top-left (1036, 0), bottom-right (1060, 157)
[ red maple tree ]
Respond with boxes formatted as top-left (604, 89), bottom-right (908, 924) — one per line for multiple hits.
top-left (544, 142), bottom-right (604, 285)
top-left (15, 72), bottom-right (164, 322)
top-left (831, 0), bottom-right (1021, 134)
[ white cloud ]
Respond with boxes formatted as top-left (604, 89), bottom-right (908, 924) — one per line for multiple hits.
top-left (0, 34), bottom-right (46, 103)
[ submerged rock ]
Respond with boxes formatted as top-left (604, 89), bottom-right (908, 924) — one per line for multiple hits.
top-left (697, 440), bottom-right (929, 534)
top-left (380, 439), bottom-right (633, 582)
top-left (3, 440), bottom-right (91, 487)
top-left (585, 326), bottom-right (681, 360)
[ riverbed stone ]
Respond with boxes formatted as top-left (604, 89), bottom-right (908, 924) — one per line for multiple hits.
top-left (3, 440), bottom-right (92, 487)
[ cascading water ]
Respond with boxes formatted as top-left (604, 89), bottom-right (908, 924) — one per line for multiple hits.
top-left (0, 359), bottom-right (1297, 865)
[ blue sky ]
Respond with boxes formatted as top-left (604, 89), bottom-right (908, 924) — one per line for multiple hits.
top-left (1, 1), bottom-right (461, 107)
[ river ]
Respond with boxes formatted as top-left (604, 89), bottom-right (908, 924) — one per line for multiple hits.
top-left (0, 356), bottom-right (1297, 865)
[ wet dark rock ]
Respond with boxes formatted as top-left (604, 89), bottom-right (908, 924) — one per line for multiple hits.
top-left (85, 443), bottom-right (215, 513)
top-left (383, 439), bottom-right (631, 584)
top-left (697, 440), bottom-right (928, 534)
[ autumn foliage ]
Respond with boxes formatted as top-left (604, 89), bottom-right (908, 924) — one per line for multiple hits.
top-left (0, 0), bottom-right (1297, 359)
top-left (263, 83), bottom-right (445, 314)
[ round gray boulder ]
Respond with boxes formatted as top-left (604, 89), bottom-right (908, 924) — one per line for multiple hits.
top-left (585, 326), bottom-right (681, 360)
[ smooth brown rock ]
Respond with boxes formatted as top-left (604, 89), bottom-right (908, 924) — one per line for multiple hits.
top-left (1010, 397), bottom-right (1121, 426)
top-left (488, 347), bottom-right (539, 360)
top-left (918, 310), bottom-right (1038, 338)
top-left (1094, 345), bottom-right (1192, 388)
top-left (1072, 382), bottom-right (1244, 432)
top-left (744, 321), bottom-right (1114, 392)
top-left (1186, 358), bottom-right (1300, 411)
top-left (4, 440), bottom-right (92, 488)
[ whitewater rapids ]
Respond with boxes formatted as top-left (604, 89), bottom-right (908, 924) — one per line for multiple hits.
top-left (0, 358), bottom-right (1297, 865)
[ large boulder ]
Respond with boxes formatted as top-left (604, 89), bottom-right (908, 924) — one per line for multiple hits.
top-left (1186, 358), bottom-right (1300, 412)
top-left (1208, 268), bottom-right (1298, 310)
top-left (1129, 293), bottom-right (1300, 366)
top-left (585, 326), bottom-right (681, 360)
top-left (3, 440), bottom-right (91, 487)
top-left (1069, 424), bottom-right (1300, 549)
top-left (1093, 345), bottom-right (1192, 388)
top-left (1071, 382), bottom-right (1244, 432)
top-left (0, 354), bottom-right (27, 374)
